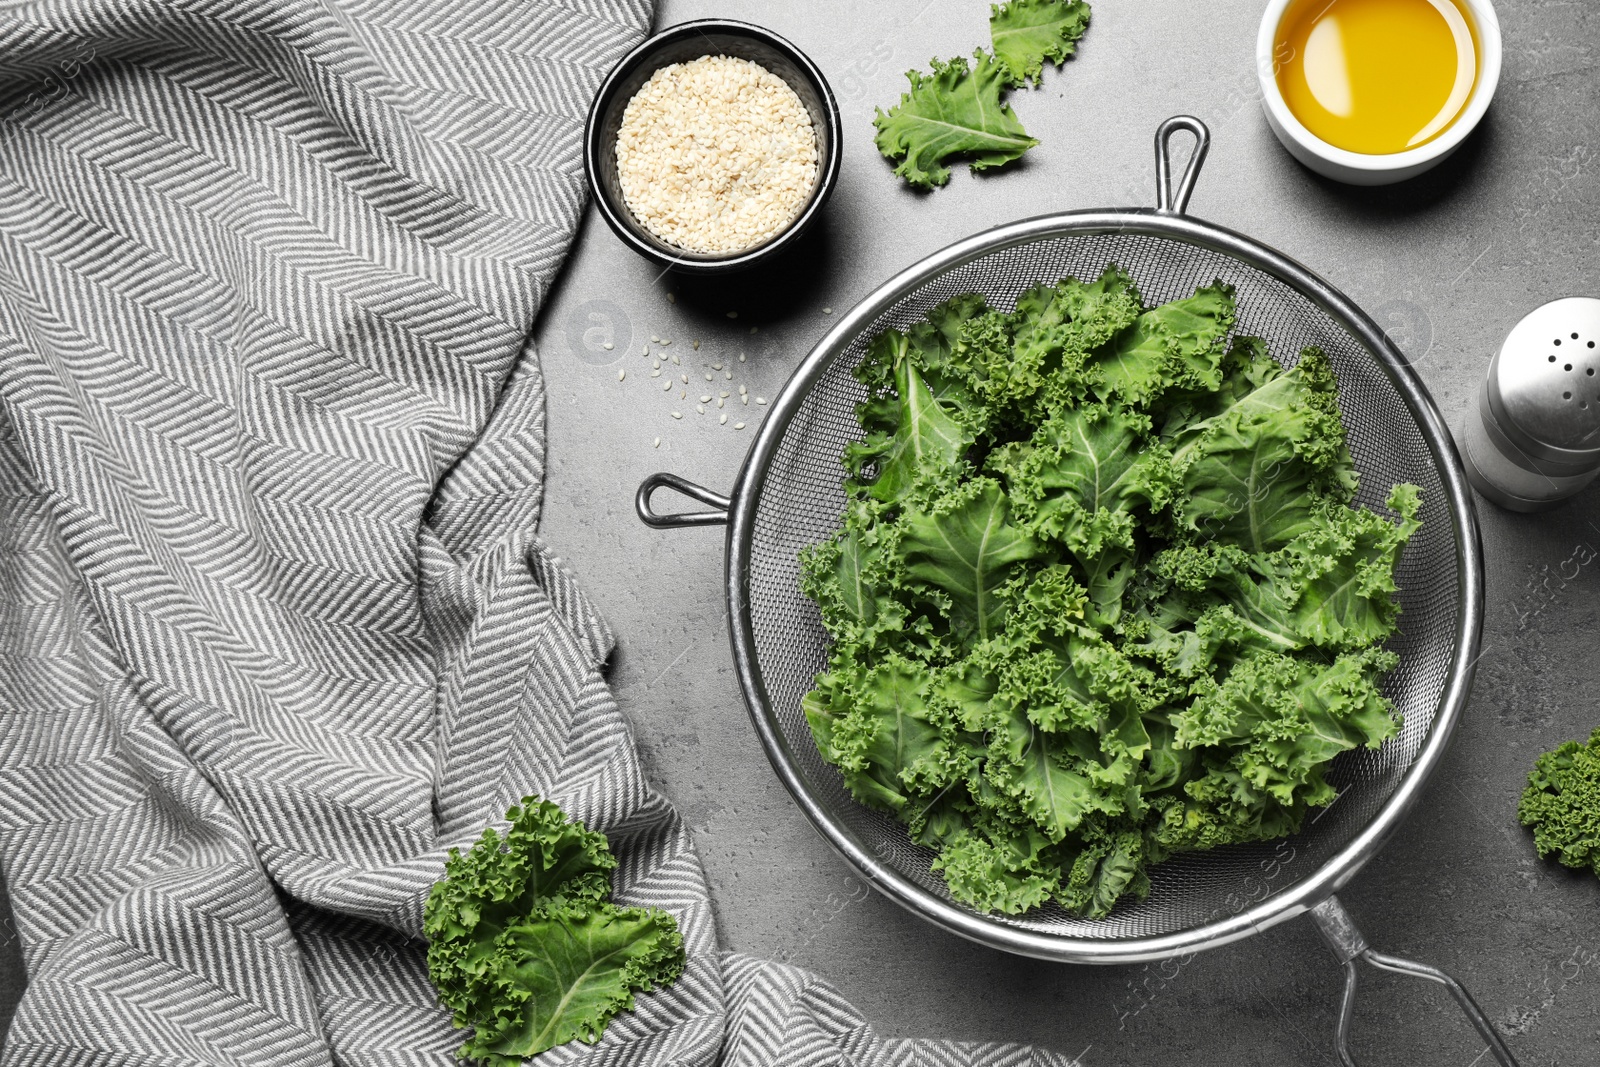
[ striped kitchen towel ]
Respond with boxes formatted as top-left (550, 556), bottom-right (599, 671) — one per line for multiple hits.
top-left (0, 2), bottom-right (1072, 1064)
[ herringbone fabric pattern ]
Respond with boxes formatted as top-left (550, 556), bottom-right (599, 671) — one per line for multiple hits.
top-left (0, 2), bottom-right (1067, 1064)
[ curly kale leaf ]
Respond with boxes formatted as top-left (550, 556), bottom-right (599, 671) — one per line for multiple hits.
top-left (908, 293), bottom-right (993, 384)
top-left (1007, 723), bottom-right (1112, 839)
top-left (998, 402), bottom-right (1176, 623)
top-left (845, 334), bottom-right (976, 504)
top-left (799, 516), bottom-right (910, 661)
top-left (424, 799), bottom-right (684, 1066)
top-left (1155, 335), bottom-right (1283, 439)
top-left (900, 478), bottom-right (1046, 640)
top-left (490, 910), bottom-right (683, 1055)
top-left (1174, 650), bottom-right (1399, 798)
top-left (933, 826), bottom-right (1058, 914)
top-left (990, 0), bottom-right (1092, 87)
top-left (804, 655), bottom-right (955, 814)
top-left (1092, 282), bottom-right (1236, 407)
top-left (1520, 729), bottom-right (1600, 876)
top-left (988, 687), bottom-right (1152, 835)
top-left (1146, 483), bottom-right (1421, 656)
top-left (1148, 648), bottom-right (1398, 855)
top-left (1005, 404), bottom-right (1173, 550)
top-left (873, 51), bottom-right (1038, 190)
top-left (1170, 346), bottom-right (1358, 552)
top-left (1010, 266), bottom-right (1143, 412)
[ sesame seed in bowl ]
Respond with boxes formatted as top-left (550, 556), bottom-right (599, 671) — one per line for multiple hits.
top-left (584, 20), bottom-right (842, 275)
top-left (616, 56), bottom-right (819, 256)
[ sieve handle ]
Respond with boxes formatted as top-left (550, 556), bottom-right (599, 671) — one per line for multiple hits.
top-left (1153, 115), bottom-right (1210, 214)
top-left (1310, 897), bottom-right (1520, 1067)
top-left (636, 472), bottom-right (731, 528)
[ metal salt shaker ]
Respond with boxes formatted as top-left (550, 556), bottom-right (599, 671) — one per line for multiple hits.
top-left (1461, 297), bottom-right (1600, 511)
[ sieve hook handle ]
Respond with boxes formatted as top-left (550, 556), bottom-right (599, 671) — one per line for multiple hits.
top-left (1310, 897), bottom-right (1520, 1067)
top-left (1154, 115), bottom-right (1210, 215)
top-left (636, 472), bottom-right (731, 528)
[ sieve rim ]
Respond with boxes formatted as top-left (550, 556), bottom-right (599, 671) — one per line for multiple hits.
top-left (723, 208), bottom-right (1485, 964)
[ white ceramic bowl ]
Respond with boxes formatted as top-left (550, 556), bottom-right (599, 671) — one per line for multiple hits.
top-left (1256, 0), bottom-right (1502, 185)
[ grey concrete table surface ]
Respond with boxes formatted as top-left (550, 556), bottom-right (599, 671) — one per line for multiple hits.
top-left (2, 0), bottom-right (1596, 1064)
top-left (533, 0), bottom-right (1600, 1064)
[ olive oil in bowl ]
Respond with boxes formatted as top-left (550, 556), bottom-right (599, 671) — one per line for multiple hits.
top-left (1275, 0), bottom-right (1479, 155)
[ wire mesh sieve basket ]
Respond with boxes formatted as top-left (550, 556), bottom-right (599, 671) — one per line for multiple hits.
top-left (636, 118), bottom-right (1507, 1065)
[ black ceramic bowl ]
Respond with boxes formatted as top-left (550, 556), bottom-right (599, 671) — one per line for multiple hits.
top-left (583, 19), bottom-right (842, 275)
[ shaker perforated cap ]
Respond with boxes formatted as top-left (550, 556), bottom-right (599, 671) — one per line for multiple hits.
top-left (1489, 297), bottom-right (1600, 462)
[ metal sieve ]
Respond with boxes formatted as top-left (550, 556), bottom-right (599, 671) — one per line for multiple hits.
top-left (636, 118), bottom-right (1507, 1065)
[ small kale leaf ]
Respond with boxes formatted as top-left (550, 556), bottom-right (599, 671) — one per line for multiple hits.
top-left (845, 332), bottom-right (976, 503)
top-left (1520, 728), bottom-right (1600, 877)
top-left (424, 798), bottom-right (685, 1066)
top-left (900, 477), bottom-right (1046, 640)
top-left (1091, 282), bottom-right (1237, 407)
top-left (1169, 346), bottom-right (1358, 553)
top-left (990, 0), bottom-right (1092, 87)
top-left (873, 50), bottom-right (1039, 190)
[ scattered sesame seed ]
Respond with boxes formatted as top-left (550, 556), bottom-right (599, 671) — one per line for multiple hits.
top-left (823, 307), bottom-right (833, 314)
top-left (724, 371), bottom-right (732, 380)
top-left (642, 346), bottom-right (650, 355)
top-left (734, 422), bottom-right (745, 430)
top-left (662, 380), bottom-right (672, 391)
top-left (680, 374), bottom-right (688, 383)
top-left (667, 293), bottom-right (676, 304)
top-left (705, 373), bottom-right (714, 381)
top-left (738, 353), bottom-right (746, 362)
top-left (653, 436), bottom-right (661, 447)
top-left (653, 361), bottom-right (661, 370)
top-left (617, 369), bottom-right (625, 381)
top-left (671, 411), bottom-right (682, 419)
top-left (700, 395), bottom-right (712, 403)
top-left (661, 339), bottom-right (672, 346)
top-left (680, 391), bottom-right (687, 399)
top-left (738, 384), bottom-right (747, 394)
top-left (696, 404), bottom-right (705, 414)
top-left (719, 391), bottom-right (730, 398)
top-left (603, 342), bottom-right (614, 350)
top-left (693, 340), bottom-right (701, 350)
top-left (712, 363), bottom-right (724, 371)
top-left (719, 413), bottom-right (728, 425)
top-left (749, 326), bottom-right (758, 334)
top-left (727, 311), bottom-right (738, 319)
top-left (651, 335), bottom-right (660, 343)
top-left (756, 397), bottom-right (767, 405)
top-left (741, 395), bottom-right (748, 405)
top-left (671, 353), bottom-right (681, 365)
top-left (651, 369), bottom-right (661, 377)
top-left (717, 398), bottom-right (725, 408)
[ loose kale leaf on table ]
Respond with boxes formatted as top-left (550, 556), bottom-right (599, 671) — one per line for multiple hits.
top-left (424, 797), bottom-right (684, 1066)
top-left (873, 50), bottom-right (1039, 190)
top-left (990, 0), bottom-right (1092, 87)
top-left (1520, 729), bottom-right (1600, 877)
top-left (873, 1), bottom-right (1093, 189)
top-left (492, 909), bottom-right (684, 1054)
